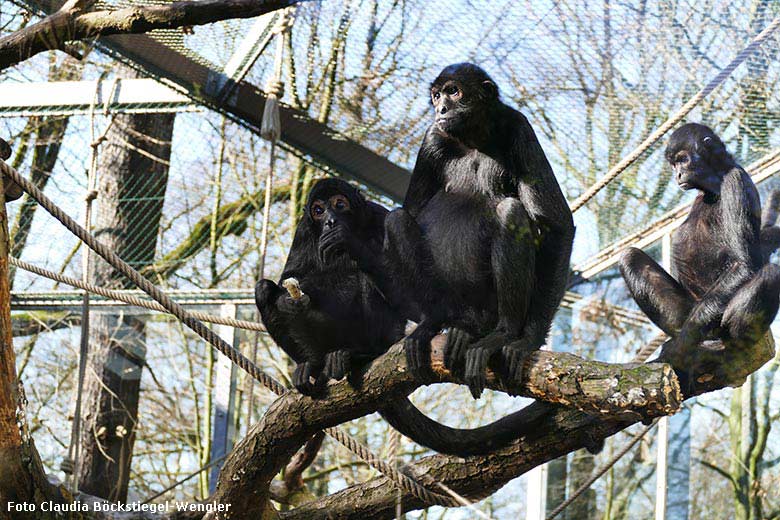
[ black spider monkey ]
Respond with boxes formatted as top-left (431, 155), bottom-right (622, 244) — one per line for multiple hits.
top-left (620, 123), bottom-right (780, 389)
top-left (255, 178), bottom-right (404, 394)
top-left (341, 63), bottom-right (575, 398)
top-left (257, 178), bottom-right (570, 456)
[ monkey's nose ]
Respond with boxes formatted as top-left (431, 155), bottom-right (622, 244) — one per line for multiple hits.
top-left (439, 105), bottom-right (448, 115)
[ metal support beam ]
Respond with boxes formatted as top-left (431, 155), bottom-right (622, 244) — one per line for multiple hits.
top-left (526, 464), bottom-right (548, 520)
top-left (0, 79), bottom-right (196, 117)
top-left (216, 12), bottom-right (279, 101)
top-left (209, 303), bottom-right (240, 495)
top-left (654, 233), bottom-right (691, 520)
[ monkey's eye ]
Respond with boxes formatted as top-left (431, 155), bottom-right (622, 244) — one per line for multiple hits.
top-left (444, 85), bottom-right (459, 96)
top-left (432, 91), bottom-right (441, 101)
top-left (331, 195), bottom-right (350, 212)
top-left (311, 202), bottom-right (326, 219)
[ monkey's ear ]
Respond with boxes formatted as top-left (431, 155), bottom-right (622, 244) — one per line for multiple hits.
top-left (482, 80), bottom-right (498, 99)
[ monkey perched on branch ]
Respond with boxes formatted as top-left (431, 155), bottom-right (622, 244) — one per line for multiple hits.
top-left (620, 123), bottom-right (780, 391)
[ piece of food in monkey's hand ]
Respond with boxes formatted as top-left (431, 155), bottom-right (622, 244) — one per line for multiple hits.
top-left (282, 277), bottom-right (304, 300)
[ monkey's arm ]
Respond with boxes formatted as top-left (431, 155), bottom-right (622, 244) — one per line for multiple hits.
top-left (514, 115), bottom-right (575, 346)
top-left (255, 280), bottom-right (317, 364)
top-left (403, 128), bottom-right (443, 217)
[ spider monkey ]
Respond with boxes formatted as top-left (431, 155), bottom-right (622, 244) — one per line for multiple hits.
top-left (340, 63), bottom-right (575, 398)
top-left (620, 123), bottom-right (780, 391)
top-left (255, 178), bottom-right (403, 394)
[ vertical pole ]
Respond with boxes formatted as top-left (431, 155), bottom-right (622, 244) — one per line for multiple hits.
top-left (209, 304), bottom-right (239, 495)
top-left (654, 415), bottom-right (668, 520)
top-left (655, 233), bottom-right (672, 520)
top-left (655, 233), bottom-right (691, 520)
top-left (526, 463), bottom-right (548, 520)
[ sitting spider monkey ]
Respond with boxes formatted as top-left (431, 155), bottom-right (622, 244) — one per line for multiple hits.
top-left (256, 178), bottom-right (557, 456)
top-left (255, 178), bottom-right (404, 394)
top-left (620, 123), bottom-right (780, 389)
top-left (337, 63), bottom-right (575, 399)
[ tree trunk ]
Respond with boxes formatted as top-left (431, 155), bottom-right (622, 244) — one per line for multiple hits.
top-left (76, 67), bottom-right (175, 501)
top-left (0, 175), bottom-right (62, 519)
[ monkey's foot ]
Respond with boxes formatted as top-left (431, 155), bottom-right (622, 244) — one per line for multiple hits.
top-left (404, 325), bottom-right (436, 381)
top-left (464, 331), bottom-right (508, 399)
top-left (292, 361), bottom-right (325, 396)
top-left (501, 339), bottom-right (536, 385)
top-left (444, 328), bottom-right (473, 373)
top-left (324, 350), bottom-right (351, 381)
top-left (463, 344), bottom-right (502, 399)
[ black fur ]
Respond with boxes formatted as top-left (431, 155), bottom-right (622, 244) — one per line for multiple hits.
top-left (620, 123), bottom-right (780, 389)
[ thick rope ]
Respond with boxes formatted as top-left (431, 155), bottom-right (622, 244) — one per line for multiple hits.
top-left (569, 16), bottom-right (780, 213)
top-left (0, 159), bottom-right (455, 507)
top-left (10, 257), bottom-right (267, 332)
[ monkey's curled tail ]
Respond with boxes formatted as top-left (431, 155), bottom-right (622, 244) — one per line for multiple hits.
top-left (378, 397), bottom-right (548, 456)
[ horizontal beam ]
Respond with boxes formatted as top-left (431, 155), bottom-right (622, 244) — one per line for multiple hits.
top-left (10, 287), bottom-right (650, 332)
top-left (574, 149), bottom-right (780, 279)
top-left (0, 78), bottom-right (196, 117)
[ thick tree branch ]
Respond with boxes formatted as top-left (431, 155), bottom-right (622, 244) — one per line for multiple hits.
top-left (279, 333), bottom-right (775, 520)
top-left (207, 336), bottom-right (683, 518)
top-left (0, 0), bottom-right (309, 71)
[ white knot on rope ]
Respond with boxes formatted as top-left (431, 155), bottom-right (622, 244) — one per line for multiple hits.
top-left (261, 81), bottom-right (283, 143)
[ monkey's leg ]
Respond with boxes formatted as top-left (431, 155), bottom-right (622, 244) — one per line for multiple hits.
top-left (255, 280), bottom-right (326, 395)
top-left (384, 209), bottom-right (447, 380)
top-left (464, 198), bottom-right (536, 398)
top-left (618, 247), bottom-right (695, 336)
top-left (721, 263), bottom-right (780, 349)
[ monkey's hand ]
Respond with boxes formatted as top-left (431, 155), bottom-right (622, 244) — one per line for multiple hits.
top-left (277, 293), bottom-right (311, 316)
top-left (319, 226), bottom-right (365, 264)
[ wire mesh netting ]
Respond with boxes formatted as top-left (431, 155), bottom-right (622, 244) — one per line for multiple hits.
top-left (2, 1), bottom-right (780, 518)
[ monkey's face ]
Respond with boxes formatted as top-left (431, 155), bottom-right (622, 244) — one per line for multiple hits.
top-left (429, 64), bottom-right (499, 143)
top-left (431, 79), bottom-right (467, 134)
top-left (666, 124), bottom-right (730, 196)
top-left (311, 193), bottom-right (356, 262)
